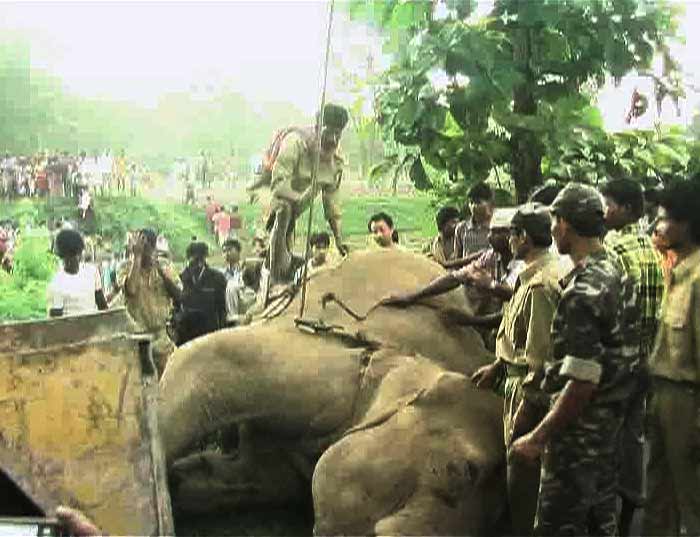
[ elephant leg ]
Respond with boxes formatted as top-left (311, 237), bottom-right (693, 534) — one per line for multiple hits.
top-left (169, 446), bottom-right (307, 515)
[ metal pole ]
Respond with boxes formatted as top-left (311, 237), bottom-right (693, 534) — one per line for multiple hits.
top-left (298, 0), bottom-right (336, 320)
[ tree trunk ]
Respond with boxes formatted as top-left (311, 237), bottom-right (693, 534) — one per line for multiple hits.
top-left (510, 19), bottom-right (543, 203)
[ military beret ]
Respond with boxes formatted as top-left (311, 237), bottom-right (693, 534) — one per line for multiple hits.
top-left (490, 207), bottom-right (518, 230)
top-left (550, 183), bottom-right (605, 237)
top-left (512, 203), bottom-right (552, 240)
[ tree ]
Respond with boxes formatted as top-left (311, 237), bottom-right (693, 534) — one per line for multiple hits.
top-left (352, 0), bottom-right (682, 201)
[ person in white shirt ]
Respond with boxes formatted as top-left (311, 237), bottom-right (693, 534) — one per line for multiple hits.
top-left (47, 229), bottom-right (108, 317)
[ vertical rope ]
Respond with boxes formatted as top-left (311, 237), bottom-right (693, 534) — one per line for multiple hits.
top-left (299, 0), bottom-right (336, 320)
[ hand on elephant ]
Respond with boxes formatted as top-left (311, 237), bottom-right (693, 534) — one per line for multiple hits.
top-left (509, 431), bottom-right (544, 464)
top-left (377, 294), bottom-right (415, 308)
top-left (55, 506), bottom-right (103, 537)
top-left (439, 306), bottom-right (476, 326)
top-left (470, 362), bottom-right (502, 390)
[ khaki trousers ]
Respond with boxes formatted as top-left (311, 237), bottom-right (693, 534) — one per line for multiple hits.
top-left (644, 378), bottom-right (700, 536)
top-left (504, 371), bottom-right (544, 536)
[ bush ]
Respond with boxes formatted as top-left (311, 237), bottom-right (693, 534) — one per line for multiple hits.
top-left (0, 233), bottom-right (56, 322)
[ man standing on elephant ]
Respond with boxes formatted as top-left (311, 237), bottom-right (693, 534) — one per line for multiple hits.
top-left (510, 184), bottom-right (640, 536)
top-left (470, 203), bottom-right (560, 535)
top-left (268, 103), bottom-right (349, 284)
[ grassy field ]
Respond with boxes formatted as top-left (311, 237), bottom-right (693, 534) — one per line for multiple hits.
top-left (0, 193), bottom-right (437, 322)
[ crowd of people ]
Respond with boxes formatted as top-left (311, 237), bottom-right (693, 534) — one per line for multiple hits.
top-left (373, 179), bottom-right (699, 537)
top-left (24, 96), bottom-right (700, 536)
top-left (1, 149), bottom-right (147, 202)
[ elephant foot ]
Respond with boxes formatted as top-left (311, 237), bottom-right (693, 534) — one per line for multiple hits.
top-left (169, 448), bottom-right (307, 515)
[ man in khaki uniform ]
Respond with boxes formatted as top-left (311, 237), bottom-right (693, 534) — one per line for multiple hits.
top-left (117, 228), bottom-right (182, 378)
top-left (268, 103), bottom-right (349, 284)
top-left (644, 181), bottom-right (700, 536)
top-left (470, 204), bottom-right (560, 535)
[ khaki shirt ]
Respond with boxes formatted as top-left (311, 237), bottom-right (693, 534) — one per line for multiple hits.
top-left (649, 248), bottom-right (700, 384)
top-left (496, 253), bottom-right (560, 399)
top-left (117, 258), bottom-right (182, 333)
top-left (270, 131), bottom-right (343, 222)
top-left (427, 234), bottom-right (455, 264)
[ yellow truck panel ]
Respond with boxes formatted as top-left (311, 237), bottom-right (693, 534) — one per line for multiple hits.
top-left (0, 308), bottom-right (173, 536)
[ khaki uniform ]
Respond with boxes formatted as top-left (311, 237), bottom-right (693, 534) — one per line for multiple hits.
top-left (117, 258), bottom-right (181, 377)
top-left (269, 131), bottom-right (343, 283)
top-left (495, 252), bottom-right (560, 535)
top-left (645, 248), bottom-right (700, 536)
top-left (427, 234), bottom-right (454, 264)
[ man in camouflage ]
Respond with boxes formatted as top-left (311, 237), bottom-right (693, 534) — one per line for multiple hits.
top-left (510, 183), bottom-right (640, 536)
top-left (470, 203), bottom-right (560, 535)
top-left (268, 103), bottom-right (349, 284)
top-left (644, 181), bottom-right (700, 536)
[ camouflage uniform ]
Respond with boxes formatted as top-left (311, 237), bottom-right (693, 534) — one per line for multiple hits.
top-left (536, 185), bottom-right (640, 536)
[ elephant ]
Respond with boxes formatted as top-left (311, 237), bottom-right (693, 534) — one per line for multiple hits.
top-left (159, 248), bottom-right (507, 535)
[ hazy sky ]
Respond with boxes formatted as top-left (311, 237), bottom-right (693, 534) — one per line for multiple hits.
top-left (0, 1), bottom-right (385, 113)
top-left (0, 0), bottom-right (698, 129)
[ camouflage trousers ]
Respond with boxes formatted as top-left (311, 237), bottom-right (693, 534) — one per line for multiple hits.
top-left (504, 369), bottom-right (546, 536)
top-left (617, 376), bottom-right (647, 505)
top-left (535, 402), bottom-right (625, 536)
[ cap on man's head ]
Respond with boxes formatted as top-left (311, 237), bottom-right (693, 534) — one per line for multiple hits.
top-left (550, 183), bottom-right (605, 237)
top-left (489, 207), bottom-right (517, 230)
top-left (512, 203), bottom-right (552, 247)
top-left (321, 104), bottom-right (349, 130)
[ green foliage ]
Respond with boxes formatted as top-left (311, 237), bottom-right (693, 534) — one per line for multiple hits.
top-left (0, 233), bottom-right (57, 322)
top-left (92, 198), bottom-right (210, 261)
top-left (543, 122), bottom-right (699, 187)
top-left (356, 0), bottom-right (682, 200)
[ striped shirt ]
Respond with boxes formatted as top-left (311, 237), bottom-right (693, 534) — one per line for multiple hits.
top-left (453, 219), bottom-right (490, 258)
top-left (604, 222), bottom-right (665, 360)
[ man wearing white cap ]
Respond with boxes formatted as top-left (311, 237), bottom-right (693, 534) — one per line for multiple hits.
top-left (378, 207), bottom-right (524, 348)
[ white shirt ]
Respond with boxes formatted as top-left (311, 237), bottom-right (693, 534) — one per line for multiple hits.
top-left (47, 263), bottom-right (102, 316)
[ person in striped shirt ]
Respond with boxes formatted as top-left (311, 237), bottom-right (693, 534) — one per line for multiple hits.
top-left (444, 182), bottom-right (494, 269)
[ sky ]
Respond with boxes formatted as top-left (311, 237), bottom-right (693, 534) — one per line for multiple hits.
top-left (0, 1), bottom-right (385, 114)
top-left (0, 0), bottom-right (699, 129)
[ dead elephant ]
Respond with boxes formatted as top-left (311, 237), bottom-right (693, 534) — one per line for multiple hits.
top-left (159, 249), bottom-right (507, 535)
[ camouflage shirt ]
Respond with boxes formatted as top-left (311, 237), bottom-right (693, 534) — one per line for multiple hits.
top-left (542, 249), bottom-right (640, 404)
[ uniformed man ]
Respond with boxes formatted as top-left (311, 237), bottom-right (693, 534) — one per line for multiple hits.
top-left (469, 203), bottom-right (560, 535)
top-left (510, 183), bottom-right (640, 536)
top-left (644, 180), bottom-right (700, 536)
top-left (268, 103), bottom-right (349, 284)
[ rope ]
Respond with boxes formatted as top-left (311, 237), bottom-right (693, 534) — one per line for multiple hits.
top-left (299, 0), bottom-right (336, 320)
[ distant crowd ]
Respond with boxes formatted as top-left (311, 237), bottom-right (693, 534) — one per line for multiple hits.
top-left (1, 149), bottom-right (147, 201)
